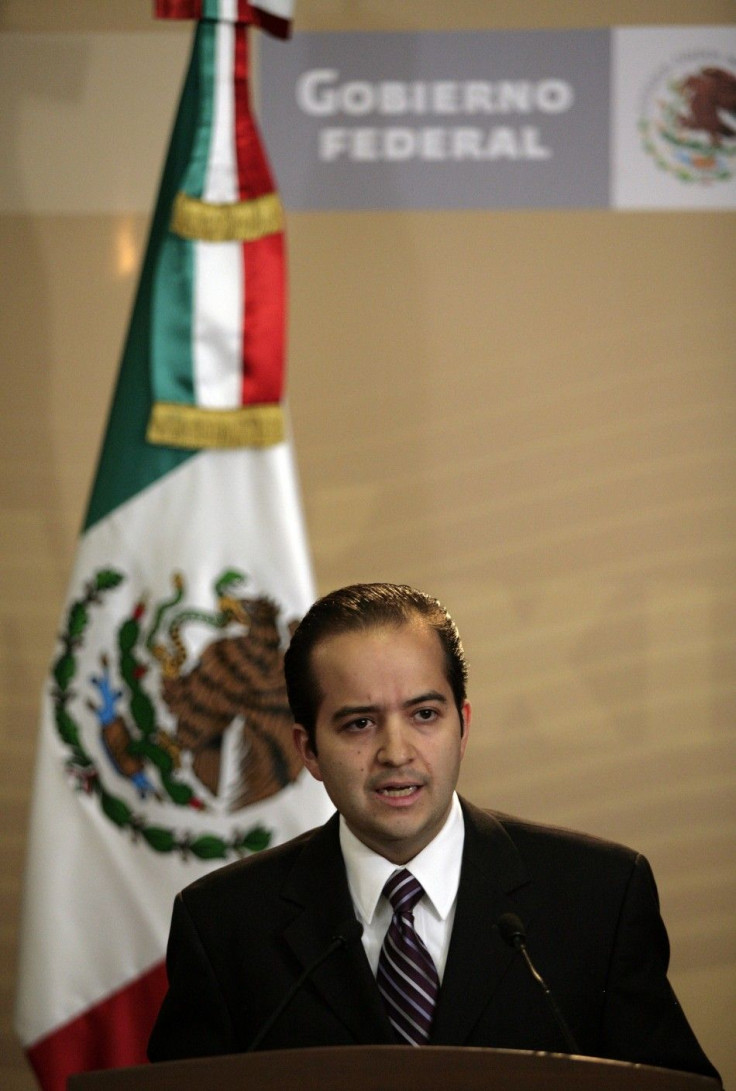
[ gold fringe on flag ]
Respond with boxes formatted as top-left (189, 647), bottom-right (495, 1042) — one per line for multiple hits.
top-left (171, 191), bottom-right (284, 242)
top-left (146, 402), bottom-right (285, 449)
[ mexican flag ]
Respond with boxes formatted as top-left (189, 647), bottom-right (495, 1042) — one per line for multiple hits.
top-left (15, 3), bottom-right (333, 1089)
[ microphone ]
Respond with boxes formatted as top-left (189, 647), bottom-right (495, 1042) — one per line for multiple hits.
top-left (496, 912), bottom-right (580, 1054)
top-left (246, 918), bottom-right (364, 1052)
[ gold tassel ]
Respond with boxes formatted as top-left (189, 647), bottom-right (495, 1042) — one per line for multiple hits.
top-left (147, 402), bottom-right (285, 450)
top-left (170, 191), bottom-right (284, 242)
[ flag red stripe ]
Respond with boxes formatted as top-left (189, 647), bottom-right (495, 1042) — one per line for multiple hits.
top-left (233, 18), bottom-right (285, 406)
top-left (155, 1), bottom-right (292, 39)
top-left (234, 22), bottom-right (275, 200)
top-left (155, 0), bottom-right (202, 18)
top-left (25, 962), bottom-right (168, 1091)
top-left (251, 8), bottom-right (293, 40)
top-left (241, 233), bottom-right (287, 405)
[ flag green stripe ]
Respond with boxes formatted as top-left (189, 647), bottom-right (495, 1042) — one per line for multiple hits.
top-left (182, 20), bottom-right (216, 199)
top-left (150, 233), bottom-right (197, 408)
top-left (147, 18), bottom-right (216, 437)
top-left (83, 31), bottom-right (204, 532)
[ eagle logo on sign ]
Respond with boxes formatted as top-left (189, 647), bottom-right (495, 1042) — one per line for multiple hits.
top-left (639, 58), bottom-right (736, 184)
top-left (52, 568), bottom-right (303, 860)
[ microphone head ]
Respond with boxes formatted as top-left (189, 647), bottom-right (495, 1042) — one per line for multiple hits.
top-left (333, 918), bottom-right (364, 947)
top-left (497, 912), bottom-right (526, 950)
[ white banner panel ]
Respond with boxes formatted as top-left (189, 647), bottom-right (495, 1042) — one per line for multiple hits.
top-left (612, 26), bottom-right (736, 209)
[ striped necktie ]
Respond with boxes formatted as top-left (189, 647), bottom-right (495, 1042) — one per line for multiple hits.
top-left (376, 869), bottom-right (440, 1045)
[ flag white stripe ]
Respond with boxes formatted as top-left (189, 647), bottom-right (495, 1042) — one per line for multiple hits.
top-left (193, 241), bottom-right (243, 408)
top-left (253, 0), bottom-right (294, 19)
top-left (205, 20), bottom-right (237, 204)
top-left (194, 19), bottom-right (242, 410)
top-left (219, 0), bottom-right (238, 23)
top-left (15, 447), bottom-right (332, 1045)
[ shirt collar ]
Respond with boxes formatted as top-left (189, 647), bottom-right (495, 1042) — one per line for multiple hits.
top-left (339, 793), bottom-right (465, 925)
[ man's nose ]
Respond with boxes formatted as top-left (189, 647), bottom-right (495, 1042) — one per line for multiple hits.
top-left (377, 719), bottom-right (413, 765)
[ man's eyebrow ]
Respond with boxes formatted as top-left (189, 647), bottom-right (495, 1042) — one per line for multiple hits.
top-left (329, 692), bottom-right (448, 723)
top-left (330, 704), bottom-right (377, 723)
top-left (403, 691), bottom-right (448, 709)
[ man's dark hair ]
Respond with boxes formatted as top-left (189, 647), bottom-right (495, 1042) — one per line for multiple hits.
top-left (284, 582), bottom-right (468, 750)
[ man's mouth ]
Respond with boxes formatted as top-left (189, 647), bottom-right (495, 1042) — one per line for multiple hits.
top-left (376, 785), bottom-right (419, 797)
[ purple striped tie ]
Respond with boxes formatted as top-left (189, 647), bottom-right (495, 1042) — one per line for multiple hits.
top-left (376, 869), bottom-right (440, 1045)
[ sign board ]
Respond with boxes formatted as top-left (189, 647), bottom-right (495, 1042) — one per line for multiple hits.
top-left (260, 26), bottom-right (736, 210)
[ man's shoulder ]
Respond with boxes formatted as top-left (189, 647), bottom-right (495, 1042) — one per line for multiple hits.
top-left (461, 798), bottom-right (643, 874)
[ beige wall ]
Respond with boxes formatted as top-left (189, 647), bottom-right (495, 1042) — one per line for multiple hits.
top-left (1, 2), bottom-right (734, 1088)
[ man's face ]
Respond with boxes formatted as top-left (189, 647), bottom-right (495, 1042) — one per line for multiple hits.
top-left (293, 620), bottom-right (470, 864)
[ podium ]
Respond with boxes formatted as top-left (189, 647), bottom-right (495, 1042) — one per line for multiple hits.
top-left (67, 1046), bottom-right (720, 1091)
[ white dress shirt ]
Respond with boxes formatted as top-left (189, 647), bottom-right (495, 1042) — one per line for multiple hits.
top-left (339, 792), bottom-right (465, 981)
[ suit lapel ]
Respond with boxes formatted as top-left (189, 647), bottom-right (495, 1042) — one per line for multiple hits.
top-left (431, 800), bottom-right (535, 1044)
top-left (279, 814), bottom-right (394, 1044)
top-left (275, 802), bottom-right (537, 1047)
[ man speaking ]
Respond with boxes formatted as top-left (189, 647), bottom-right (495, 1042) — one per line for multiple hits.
top-left (148, 583), bottom-right (720, 1081)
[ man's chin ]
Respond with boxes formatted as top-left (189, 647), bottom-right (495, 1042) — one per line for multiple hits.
top-left (359, 814), bottom-right (437, 863)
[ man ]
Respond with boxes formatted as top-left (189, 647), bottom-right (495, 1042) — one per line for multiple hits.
top-left (148, 583), bottom-right (720, 1081)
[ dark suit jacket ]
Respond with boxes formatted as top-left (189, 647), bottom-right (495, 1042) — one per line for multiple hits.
top-left (148, 799), bottom-right (719, 1081)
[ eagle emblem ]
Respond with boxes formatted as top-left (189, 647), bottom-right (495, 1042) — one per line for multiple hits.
top-left (53, 568), bottom-right (304, 859)
top-left (639, 57), bottom-right (736, 185)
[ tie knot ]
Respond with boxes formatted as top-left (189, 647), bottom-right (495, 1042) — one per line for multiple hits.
top-left (383, 869), bottom-right (424, 915)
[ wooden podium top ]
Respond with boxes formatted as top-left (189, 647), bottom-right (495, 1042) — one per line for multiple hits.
top-left (68, 1045), bottom-right (721, 1091)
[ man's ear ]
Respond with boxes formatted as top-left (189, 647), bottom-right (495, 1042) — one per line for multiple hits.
top-left (293, 724), bottom-right (323, 782)
top-left (460, 700), bottom-right (471, 751)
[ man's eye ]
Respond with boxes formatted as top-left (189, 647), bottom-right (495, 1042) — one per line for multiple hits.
top-left (345, 717), bottom-right (372, 731)
top-left (415, 708), bottom-right (438, 722)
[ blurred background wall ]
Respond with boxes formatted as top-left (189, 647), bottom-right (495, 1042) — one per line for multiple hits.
top-left (1, 1), bottom-right (734, 1087)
